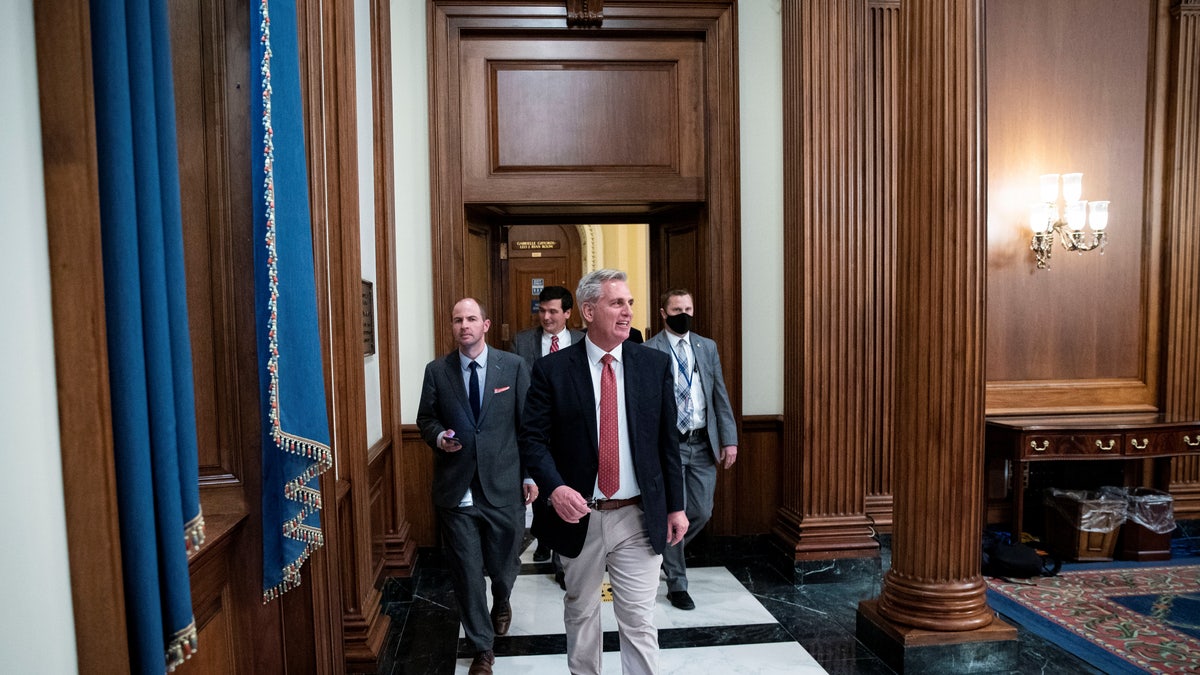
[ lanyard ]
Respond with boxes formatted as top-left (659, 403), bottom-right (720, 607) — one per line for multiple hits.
top-left (672, 341), bottom-right (695, 389)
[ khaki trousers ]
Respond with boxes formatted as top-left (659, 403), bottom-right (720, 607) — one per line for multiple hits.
top-left (561, 504), bottom-right (662, 675)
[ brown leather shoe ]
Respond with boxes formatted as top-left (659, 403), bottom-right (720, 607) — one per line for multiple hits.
top-left (490, 601), bottom-right (512, 636)
top-left (468, 649), bottom-right (495, 675)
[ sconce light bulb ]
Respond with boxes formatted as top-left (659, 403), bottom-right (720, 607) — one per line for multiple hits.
top-left (1066, 200), bottom-right (1088, 231)
top-left (1062, 173), bottom-right (1083, 203)
top-left (1039, 174), bottom-right (1061, 203)
top-left (1089, 201), bottom-right (1110, 231)
top-left (1029, 203), bottom-right (1050, 233)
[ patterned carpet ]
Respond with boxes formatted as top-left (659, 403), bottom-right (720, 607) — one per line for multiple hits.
top-left (988, 563), bottom-right (1200, 674)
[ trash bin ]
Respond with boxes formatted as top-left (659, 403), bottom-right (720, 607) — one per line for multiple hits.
top-left (1101, 486), bottom-right (1175, 561)
top-left (1043, 488), bottom-right (1127, 562)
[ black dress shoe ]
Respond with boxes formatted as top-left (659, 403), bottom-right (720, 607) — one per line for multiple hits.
top-left (490, 601), bottom-right (512, 636)
top-left (533, 543), bottom-right (551, 562)
top-left (468, 649), bottom-right (495, 675)
top-left (554, 570), bottom-right (566, 591)
top-left (667, 590), bottom-right (695, 610)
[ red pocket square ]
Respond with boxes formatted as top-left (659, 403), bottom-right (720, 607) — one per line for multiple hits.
top-left (493, 386), bottom-right (510, 394)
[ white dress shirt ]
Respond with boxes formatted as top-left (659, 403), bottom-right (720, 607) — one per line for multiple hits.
top-left (541, 328), bottom-right (573, 356)
top-left (584, 337), bottom-right (640, 500)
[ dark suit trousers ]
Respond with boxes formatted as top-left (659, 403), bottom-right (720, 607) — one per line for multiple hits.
top-left (662, 433), bottom-right (717, 593)
top-left (438, 497), bottom-right (524, 652)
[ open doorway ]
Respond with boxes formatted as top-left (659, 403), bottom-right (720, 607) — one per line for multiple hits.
top-left (498, 222), bottom-right (652, 348)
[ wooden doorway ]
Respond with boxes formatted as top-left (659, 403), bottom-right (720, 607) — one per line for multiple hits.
top-left (502, 224), bottom-right (583, 346)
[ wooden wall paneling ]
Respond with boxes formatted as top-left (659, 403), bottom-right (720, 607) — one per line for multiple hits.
top-left (309, 0), bottom-right (391, 669)
top-left (776, 0), bottom-right (879, 562)
top-left (367, 0), bottom-right (415, 577)
top-left (984, 0), bottom-right (1160, 415)
top-left (863, 0), bottom-right (899, 533)
top-left (168, 0), bottom-right (295, 671)
top-left (1163, 0), bottom-right (1200, 515)
top-left (295, 1), bottom-right (342, 671)
top-left (709, 416), bottom-right (783, 536)
top-left (182, 519), bottom-right (239, 675)
top-left (870, 0), bottom-right (995, 633)
top-left (34, 1), bottom-right (131, 670)
top-left (401, 425), bottom-right (438, 546)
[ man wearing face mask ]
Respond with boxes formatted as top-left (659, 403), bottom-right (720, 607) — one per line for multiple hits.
top-left (645, 288), bottom-right (739, 611)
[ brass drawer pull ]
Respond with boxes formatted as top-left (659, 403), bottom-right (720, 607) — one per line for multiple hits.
top-left (1095, 439), bottom-right (1116, 452)
top-left (1131, 438), bottom-right (1149, 450)
top-left (1185, 435), bottom-right (1200, 448)
top-left (1030, 440), bottom-right (1049, 453)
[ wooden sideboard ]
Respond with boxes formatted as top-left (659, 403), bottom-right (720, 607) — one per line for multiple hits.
top-left (985, 413), bottom-right (1200, 537)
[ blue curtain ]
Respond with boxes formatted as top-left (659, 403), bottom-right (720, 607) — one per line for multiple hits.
top-left (90, 0), bottom-right (205, 671)
top-left (252, 0), bottom-right (334, 602)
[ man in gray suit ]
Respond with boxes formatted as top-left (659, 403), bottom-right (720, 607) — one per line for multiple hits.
top-left (511, 285), bottom-right (585, 574)
top-left (645, 288), bottom-right (738, 611)
top-left (417, 298), bottom-right (536, 675)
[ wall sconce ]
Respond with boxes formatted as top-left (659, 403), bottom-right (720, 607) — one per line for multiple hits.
top-left (1029, 172), bottom-right (1109, 270)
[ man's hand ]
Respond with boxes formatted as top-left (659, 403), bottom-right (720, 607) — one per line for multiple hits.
top-left (523, 482), bottom-right (539, 505)
top-left (720, 445), bottom-right (738, 469)
top-left (666, 510), bottom-right (689, 546)
top-left (550, 485), bottom-right (590, 524)
top-left (438, 430), bottom-right (462, 453)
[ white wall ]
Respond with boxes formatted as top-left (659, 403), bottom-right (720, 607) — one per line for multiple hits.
top-left (392, 1), bottom-right (436, 424)
top-left (0, 3), bottom-right (79, 671)
top-left (356, 0), bottom-right (383, 445)
top-left (390, 1), bottom-right (786, 422)
top-left (737, 0), bottom-right (784, 415)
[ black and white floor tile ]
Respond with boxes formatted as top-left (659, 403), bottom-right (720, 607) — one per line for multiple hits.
top-left (447, 545), bottom-right (826, 674)
top-left (377, 531), bottom-right (1110, 674)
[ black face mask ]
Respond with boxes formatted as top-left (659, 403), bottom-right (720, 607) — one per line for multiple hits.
top-left (665, 312), bottom-right (692, 335)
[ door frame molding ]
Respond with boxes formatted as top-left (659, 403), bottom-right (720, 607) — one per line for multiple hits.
top-left (426, 1), bottom-right (741, 415)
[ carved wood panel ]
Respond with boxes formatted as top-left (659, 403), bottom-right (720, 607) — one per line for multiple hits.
top-left (984, 0), bottom-right (1160, 414)
top-left (458, 36), bottom-right (706, 202)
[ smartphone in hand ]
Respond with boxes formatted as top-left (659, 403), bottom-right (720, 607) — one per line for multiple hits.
top-left (443, 429), bottom-right (462, 450)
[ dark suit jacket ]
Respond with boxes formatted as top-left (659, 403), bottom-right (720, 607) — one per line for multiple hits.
top-left (644, 329), bottom-right (738, 460)
top-left (519, 340), bottom-right (684, 557)
top-left (416, 347), bottom-right (530, 509)
top-left (511, 326), bottom-right (586, 368)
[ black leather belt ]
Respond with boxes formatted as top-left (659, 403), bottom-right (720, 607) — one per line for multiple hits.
top-left (587, 495), bottom-right (641, 511)
top-left (679, 427), bottom-right (707, 443)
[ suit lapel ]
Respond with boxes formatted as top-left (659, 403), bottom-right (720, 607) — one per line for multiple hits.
top-left (445, 351), bottom-right (472, 420)
top-left (568, 343), bottom-right (599, 454)
top-left (692, 335), bottom-right (712, 393)
top-left (622, 345), bottom-right (641, 449)
top-left (478, 352), bottom-right (503, 422)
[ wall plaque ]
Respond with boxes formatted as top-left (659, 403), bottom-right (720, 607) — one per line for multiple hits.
top-left (361, 279), bottom-right (376, 357)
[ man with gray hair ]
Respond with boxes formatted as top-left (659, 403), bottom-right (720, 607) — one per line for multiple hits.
top-left (520, 269), bottom-right (687, 674)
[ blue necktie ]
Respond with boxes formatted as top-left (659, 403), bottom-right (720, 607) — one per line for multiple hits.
top-left (468, 361), bottom-right (481, 420)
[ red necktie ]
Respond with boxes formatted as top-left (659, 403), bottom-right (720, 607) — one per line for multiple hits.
top-left (598, 354), bottom-right (619, 498)
top-left (550, 334), bottom-right (560, 353)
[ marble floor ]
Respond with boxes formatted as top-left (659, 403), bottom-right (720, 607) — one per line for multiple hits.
top-left (375, 533), bottom-right (1107, 674)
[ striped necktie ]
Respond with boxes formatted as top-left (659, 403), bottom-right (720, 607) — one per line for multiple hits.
top-left (675, 339), bottom-right (693, 434)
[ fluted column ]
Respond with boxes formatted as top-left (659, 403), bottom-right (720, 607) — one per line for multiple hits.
top-left (874, 0), bottom-right (991, 631)
top-left (776, 0), bottom-right (881, 567)
top-left (1165, 1), bottom-right (1200, 508)
top-left (864, 0), bottom-right (900, 530)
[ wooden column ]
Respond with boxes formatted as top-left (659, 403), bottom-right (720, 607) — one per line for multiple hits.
top-left (863, 0), bottom-right (998, 634)
top-left (775, 0), bottom-right (881, 569)
top-left (864, 0), bottom-right (900, 531)
top-left (1164, 0), bottom-right (1200, 514)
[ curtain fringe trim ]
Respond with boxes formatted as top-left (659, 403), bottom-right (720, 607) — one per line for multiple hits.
top-left (165, 619), bottom-right (198, 672)
top-left (258, 0), bottom-right (331, 604)
top-left (184, 511), bottom-right (206, 553)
